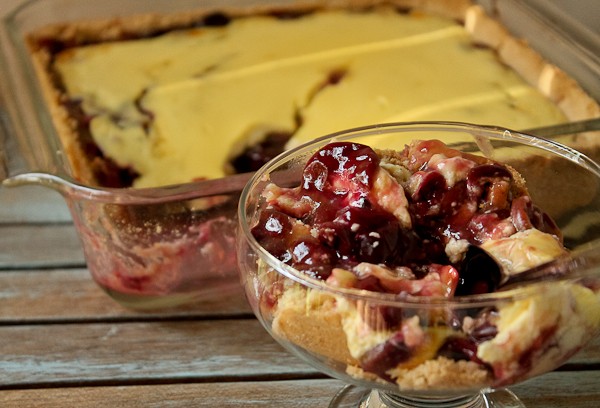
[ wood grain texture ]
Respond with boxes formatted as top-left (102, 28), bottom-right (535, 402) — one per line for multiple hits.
top-left (0, 316), bottom-right (597, 392)
top-left (512, 370), bottom-right (600, 407)
top-left (0, 379), bottom-right (344, 408)
top-left (0, 320), bottom-right (318, 388)
top-left (0, 186), bottom-right (71, 224)
top-left (0, 224), bottom-right (84, 268)
top-left (2, 0), bottom-right (599, 405)
top-left (1, 373), bottom-right (599, 407)
top-left (0, 269), bottom-right (252, 321)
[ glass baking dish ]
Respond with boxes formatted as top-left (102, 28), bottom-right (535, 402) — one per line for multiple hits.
top-left (1, 0), bottom-right (599, 310)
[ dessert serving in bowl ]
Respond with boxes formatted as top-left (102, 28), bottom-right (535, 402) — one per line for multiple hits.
top-left (1, 0), bottom-right (599, 309)
top-left (237, 122), bottom-right (600, 407)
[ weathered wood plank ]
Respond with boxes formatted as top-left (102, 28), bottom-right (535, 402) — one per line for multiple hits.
top-left (0, 269), bottom-right (597, 367)
top-left (571, 337), bottom-right (600, 367)
top-left (0, 269), bottom-right (251, 321)
top-left (0, 224), bottom-right (84, 268)
top-left (512, 370), bottom-right (600, 407)
top-left (0, 186), bottom-right (71, 224)
top-left (0, 318), bottom-right (597, 390)
top-left (0, 372), bottom-right (599, 408)
top-left (0, 320), bottom-right (317, 388)
top-left (2, 379), bottom-right (343, 407)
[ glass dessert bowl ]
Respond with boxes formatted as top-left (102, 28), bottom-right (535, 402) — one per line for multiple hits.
top-left (237, 122), bottom-right (600, 407)
top-left (1, 171), bottom-right (247, 310)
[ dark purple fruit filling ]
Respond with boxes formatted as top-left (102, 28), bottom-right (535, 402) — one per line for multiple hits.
top-left (437, 336), bottom-right (486, 365)
top-left (254, 142), bottom-right (443, 281)
top-left (360, 331), bottom-right (413, 382)
top-left (61, 99), bottom-right (141, 187)
top-left (252, 139), bottom-right (567, 383)
top-left (252, 140), bottom-right (560, 298)
top-left (455, 246), bottom-right (502, 296)
top-left (231, 132), bottom-right (291, 174)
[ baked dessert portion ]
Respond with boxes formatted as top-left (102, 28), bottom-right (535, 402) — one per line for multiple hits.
top-left (26, 0), bottom-right (600, 188)
top-left (249, 138), bottom-right (600, 390)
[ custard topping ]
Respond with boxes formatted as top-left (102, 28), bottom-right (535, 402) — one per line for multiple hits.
top-left (55, 9), bottom-right (565, 187)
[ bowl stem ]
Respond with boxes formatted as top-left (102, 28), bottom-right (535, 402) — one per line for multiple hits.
top-left (328, 386), bottom-right (526, 408)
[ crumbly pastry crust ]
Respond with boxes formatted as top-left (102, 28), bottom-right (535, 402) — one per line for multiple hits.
top-left (270, 284), bottom-right (493, 390)
top-left (346, 357), bottom-right (490, 390)
top-left (272, 286), bottom-right (358, 365)
top-left (270, 283), bottom-right (497, 390)
top-left (25, 0), bottom-right (600, 186)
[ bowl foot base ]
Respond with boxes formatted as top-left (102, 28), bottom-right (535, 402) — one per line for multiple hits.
top-left (329, 386), bottom-right (526, 408)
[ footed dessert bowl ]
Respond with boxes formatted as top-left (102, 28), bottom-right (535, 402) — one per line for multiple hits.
top-left (237, 122), bottom-right (600, 407)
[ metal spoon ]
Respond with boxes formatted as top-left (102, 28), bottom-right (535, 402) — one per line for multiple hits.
top-left (457, 243), bottom-right (600, 295)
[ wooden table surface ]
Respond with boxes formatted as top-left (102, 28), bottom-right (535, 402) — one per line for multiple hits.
top-left (0, 188), bottom-right (599, 408)
top-left (1, 0), bottom-right (599, 406)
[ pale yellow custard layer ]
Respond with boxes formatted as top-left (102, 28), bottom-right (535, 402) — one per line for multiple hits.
top-left (55, 9), bottom-right (566, 187)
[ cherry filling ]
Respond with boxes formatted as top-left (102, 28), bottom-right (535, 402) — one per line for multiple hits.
top-left (252, 140), bottom-right (558, 292)
top-left (360, 331), bottom-right (413, 382)
top-left (254, 142), bottom-right (430, 279)
top-left (231, 132), bottom-right (291, 174)
top-left (252, 140), bottom-right (563, 381)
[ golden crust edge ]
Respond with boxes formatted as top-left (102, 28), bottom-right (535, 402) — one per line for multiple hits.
top-left (27, 47), bottom-right (96, 184)
top-left (271, 285), bottom-right (493, 390)
top-left (23, 0), bottom-right (600, 186)
top-left (465, 4), bottom-right (600, 123)
top-left (25, 0), bottom-right (472, 45)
